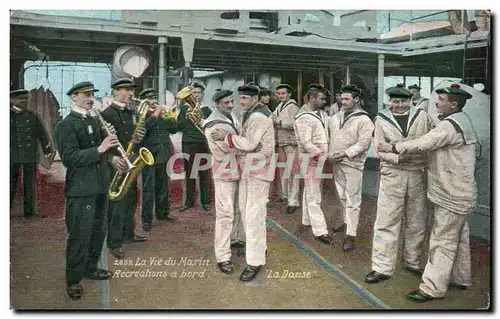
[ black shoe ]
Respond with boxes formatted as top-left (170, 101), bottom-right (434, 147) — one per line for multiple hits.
top-left (142, 222), bottom-right (152, 232)
top-left (217, 261), bottom-right (234, 274)
top-left (404, 266), bottom-right (424, 276)
top-left (66, 283), bottom-right (83, 300)
top-left (110, 247), bottom-right (124, 259)
top-left (332, 223), bottom-right (346, 234)
top-left (407, 289), bottom-right (440, 303)
top-left (124, 235), bottom-right (148, 243)
top-left (157, 215), bottom-right (176, 222)
top-left (85, 269), bottom-right (113, 280)
top-left (179, 205), bottom-right (193, 212)
top-left (201, 204), bottom-right (211, 212)
top-left (286, 206), bottom-right (298, 214)
top-left (365, 271), bottom-right (391, 284)
top-left (24, 214), bottom-right (45, 220)
top-left (343, 235), bottom-right (356, 251)
top-left (240, 265), bottom-right (262, 282)
top-left (315, 234), bottom-right (333, 245)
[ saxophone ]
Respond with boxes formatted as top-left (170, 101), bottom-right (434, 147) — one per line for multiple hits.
top-left (90, 108), bottom-right (134, 172)
top-left (107, 98), bottom-right (155, 201)
top-left (176, 86), bottom-right (205, 133)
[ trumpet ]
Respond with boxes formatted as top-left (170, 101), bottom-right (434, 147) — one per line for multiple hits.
top-left (132, 97), bottom-right (178, 120)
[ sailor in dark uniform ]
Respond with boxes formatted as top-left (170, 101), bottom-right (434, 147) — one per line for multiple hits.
top-left (192, 82), bottom-right (213, 118)
top-left (53, 82), bottom-right (118, 300)
top-left (138, 88), bottom-right (178, 231)
top-left (10, 89), bottom-right (52, 219)
top-left (100, 78), bottom-right (147, 259)
top-left (177, 82), bottom-right (212, 212)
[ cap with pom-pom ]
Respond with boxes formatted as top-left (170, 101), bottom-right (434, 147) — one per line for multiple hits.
top-left (385, 84), bottom-right (412, 98)
top-left (237, 83), bottom-right (260, 96)
top-left (212, 88), bottom-right (234, 102)
top-left (435, 83), bottom-right (472, 99)
top-left (276, 83), bottom-right (294, 92)
top-left (308, 83), bottom-right (330, 96)
top-left (340, 84), bottom-right (362, 96)
top-left (408, 84), bottom-right (422, 90)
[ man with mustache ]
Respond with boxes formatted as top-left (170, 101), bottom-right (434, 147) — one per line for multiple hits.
top-left (101, 78), bottom-right (148, 260)
top-left (202, 88), bottom-right (246, 274)
top-left (177, 82), bottom-right (212, 212)
top-left (378, 83), bottom-right (477, 302)
top-left (211, 83), bottom-right (275, 282)
top-left (328, 84), bottom-right (374, 251)
top-left (294, 84), bottom-right (332, 244)
top-left (54, 81), bottom-right (121, 300)
top-left (138, 88), bottom-right (178, 231)
top-left (365, 84), bottom-right (433, 284)
top-left (272, 83), bottom-right (300, 214)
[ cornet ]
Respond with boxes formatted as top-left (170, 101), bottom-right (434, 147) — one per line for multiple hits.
top-left (132, 97), bottom-right (177, 120)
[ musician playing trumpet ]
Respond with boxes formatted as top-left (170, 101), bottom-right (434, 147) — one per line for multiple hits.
top-left (53, 81), bottom-right (120, 300)
top-left (101, 78), bottom-right (148, 260)
top-left (137, 88), bottom-right (179, 231)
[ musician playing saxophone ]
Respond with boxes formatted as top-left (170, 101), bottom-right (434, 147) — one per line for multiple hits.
top-left (177, 83), bottom-right (212, 212)
top-left (137, 88), bottom-right (178, 231)
top-left (100, 78), bottom-right (147, 260)
top-left (53, 81), bottom-right (120, 300)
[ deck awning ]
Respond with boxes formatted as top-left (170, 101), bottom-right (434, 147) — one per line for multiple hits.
top-left (10, 10), bottom-right (487, 78)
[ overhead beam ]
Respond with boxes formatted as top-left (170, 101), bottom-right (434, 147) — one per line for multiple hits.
top-left (24, 53), bottom-right (113, 64)
top-left (10, 26), bottom-right (158, 45)
top-left (27, 42), bottom-right (118, 52)
top-left (194, 57), bottom-right (361, 69)
top-left (194, 46), bottom-right (378, 63)
top-left (193, 53), bottom-right (362, 66)
top-left (402, 40), bottom-right (487, 56)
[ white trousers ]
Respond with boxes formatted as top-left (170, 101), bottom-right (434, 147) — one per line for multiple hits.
top-left (277, 145), bottom-right (300, 207)
top-left (333, 163), bottom-right (363, 236)
top-left (420, 204), bottom-right (471, 298)
top-left (301, 165), bottom-right (328, 237)
top-left (214, 180), bottom-right (245, 263)
top-left (371, 167), bottom-right (428, 275)
top-left (239, 177), bottom-right (270, 266)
